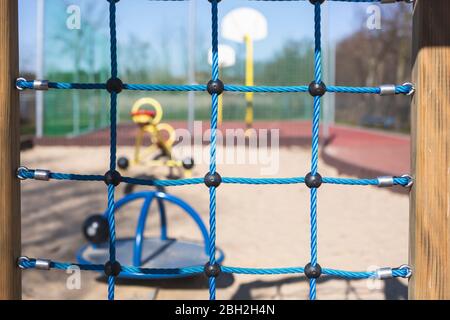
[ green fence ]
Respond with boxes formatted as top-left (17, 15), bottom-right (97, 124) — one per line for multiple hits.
top-left (42, 0), bottom-right (331, 137)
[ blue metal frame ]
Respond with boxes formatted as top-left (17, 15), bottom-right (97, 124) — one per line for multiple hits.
top-left (128, 191), bottom-right (210, 266)
top-left (77, 191), bottom-right (224, 279)
top-left (76, 238), bottom-right (225, 279)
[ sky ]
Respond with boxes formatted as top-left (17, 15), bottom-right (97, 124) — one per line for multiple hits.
top-left (18, 0), bottom-right (386, 74)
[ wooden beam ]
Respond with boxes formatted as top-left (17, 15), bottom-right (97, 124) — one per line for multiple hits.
top-left (410, 0), bottom-right (450, 300)
top-left (0, 0), bottom-right (21, 300)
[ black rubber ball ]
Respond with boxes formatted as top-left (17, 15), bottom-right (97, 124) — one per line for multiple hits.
top-left (106, 77), bottom-right (123, 94)
top-left (204, 262), bottom-right (221, 278)
top-left (309, 0), bottom-right (325, 5)
top-left (305, 172), bottom-right (323, 189)
top-left (204, 172), bottom-right (222, 188)
top-left (104, 261), bottom-right (122, 277)
top-left (83, 215), bottom-right (109, 244)
top-left (182, 157), bottom-right (195, 170)
top-left (207, 79), bottom-right (224, 95)
top-left (104, 170), bottom-right (122, 186)
top-left (117, 157), bottom-right (129, 170)
top-left (304, 263), bottom-right (322, 279)
top-left (308, 81), bottom-right (326, 97)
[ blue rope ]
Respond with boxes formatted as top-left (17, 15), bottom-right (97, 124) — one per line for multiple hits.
top-left (327, 85), bottom-right (413, 94)
top-left (224, 85), bottom-right (309, 93)
top-left (208, 0), bottom-right (220, 301)
top-left (15, 80), bottom-right (413, 95)
top-left (107, 0), bottom-right (119, 301)
top-left (253, 0), bottom-right (382, 2)
top-left (17, 168), bottom-right (412, 187)
top-left (18, 258), bottom-right (410, 280)
top-left (15, 80), bottom-right (105, 90)
top-left (124, 83), bottom-right (205, 91)
top-left (308, 2), bottom-right (323, 300)
top-left (149, 1), bottom-right (386, 2)
top-left (17, 169), bottom-right (104, 182)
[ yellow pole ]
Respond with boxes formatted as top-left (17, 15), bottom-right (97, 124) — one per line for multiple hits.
top-left (244, 34), bottom-right (254, 133)
top-left (218, 94), bottom-right (223, 126)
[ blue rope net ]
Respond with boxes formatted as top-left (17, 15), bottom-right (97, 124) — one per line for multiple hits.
top-left (16, 0), bottom-right (414, 300)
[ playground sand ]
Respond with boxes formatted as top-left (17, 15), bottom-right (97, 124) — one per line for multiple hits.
top-left (20, 145), bottom-right (409, 300)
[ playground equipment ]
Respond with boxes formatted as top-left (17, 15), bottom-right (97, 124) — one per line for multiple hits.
top-left (79, 191), bottom-right (224, 279)
top-left (117, 97), bottom-right (195, 185)
top-left (208, 44), bottom-right (236, 125)
top-left (222, 7), bottom-right (267, 134)
top-left (2, 0), bottom-right (449, 301)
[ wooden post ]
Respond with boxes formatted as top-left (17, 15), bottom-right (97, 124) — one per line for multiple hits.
top-left (0, 0), bottom-right (21, 300)
top-left (410, 0), bottom-right (450, 300)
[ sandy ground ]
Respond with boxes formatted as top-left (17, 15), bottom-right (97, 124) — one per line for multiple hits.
top-left (20, 145), bottom-right (409, 300)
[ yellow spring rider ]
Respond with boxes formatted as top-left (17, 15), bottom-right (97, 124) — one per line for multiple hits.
top-left (117, 98), bottom-right (194, 181)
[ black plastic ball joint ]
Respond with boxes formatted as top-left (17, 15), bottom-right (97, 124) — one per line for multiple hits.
top-left (104, 170), bottom-right (122, 186)
top-left (182, 157), bottom-right (195, 170)
top-left (309, 0), bottom-right (325, 5)
top-left (305, 172), bottom-right (323, 189)
top-left (104, 261), bottom-right (122, 277)
top-left (117, 157), bottom-right (129, 170)
top-left (82, 215), bottom-right (109, 244)
top-left (204, 172), bottom-right (222, 188)
top-left (106, 77), bottom-right (123, 94)
top-left (304, 263), bottom-right (322, 279)
top-left (207, 79), bottom-right (224, 95)
top-left (308, 81), bottom-right (326, 97)
top-left (204, 262), bottom-right (221, 278)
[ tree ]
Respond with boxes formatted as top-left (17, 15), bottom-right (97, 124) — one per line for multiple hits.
top-left (335, 4), bottom-right (412, 131)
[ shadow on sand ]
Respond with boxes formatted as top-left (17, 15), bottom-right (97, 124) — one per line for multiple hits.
top-left (94, 273), bottom-right (407, 300)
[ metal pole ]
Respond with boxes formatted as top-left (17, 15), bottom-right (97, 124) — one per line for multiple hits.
top-left (328, 43), bottom-right (336, 128)
top-left (35, 0), bottom-right (45, 137)
top-left (187, 0), bottom-right (197, 134)
top-left (322, 2), bottom-right (335, 139)
top-left (244, 34), bottom-right (254, 132)
top-left (72, 30), bottom-right (81, 136)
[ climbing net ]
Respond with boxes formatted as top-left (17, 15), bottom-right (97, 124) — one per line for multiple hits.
top-left (16, 0), bottom-right (414, 300)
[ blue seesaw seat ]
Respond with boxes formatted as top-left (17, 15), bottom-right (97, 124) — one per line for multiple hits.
top-left (77, 191), bottom-right (224, 279)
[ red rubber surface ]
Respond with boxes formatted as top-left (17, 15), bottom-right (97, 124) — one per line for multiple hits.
top-left (35, 120), bottom-right (410, 177)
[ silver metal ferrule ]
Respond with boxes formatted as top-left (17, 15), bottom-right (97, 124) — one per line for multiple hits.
top-left (33, 80), bottom-right (49, 91)
top-left (379, 84), bottom-right (396, 96)
top-left (35, 259), bottom-right (52, 270)
top-left (376, 267), bottom-right (393, 279)
top-left (34, 169), bottom-right (51, 181)
top-left (377, 176), bottom-right (394, 187)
